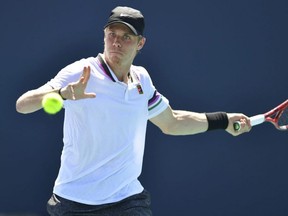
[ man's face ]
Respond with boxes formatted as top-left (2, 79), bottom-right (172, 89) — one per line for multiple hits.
top-left (104, 23), bottom-right (145, 65)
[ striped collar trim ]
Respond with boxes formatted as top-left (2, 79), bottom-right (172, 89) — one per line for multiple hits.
top-left (97, 54), bottom-right (116, 82)
top-left (96, 54), bottom-right (142, 94)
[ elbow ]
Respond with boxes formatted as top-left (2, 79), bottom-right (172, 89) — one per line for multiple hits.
top-left (160, 125), bottom-right (179, 136)
top-left (15, 89), bottom-right (44, 114)
top-left (16, 99), bottom-right (26, 114)
top-left (162, 130), bottom-right (175, 136)
top-left (160, 128), bottom-right (170, 135)
top-left (16, 98), bottom-right (31, 114)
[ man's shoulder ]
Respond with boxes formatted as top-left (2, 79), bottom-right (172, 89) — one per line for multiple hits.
top-left (131, 65), bottom-right (149, 77)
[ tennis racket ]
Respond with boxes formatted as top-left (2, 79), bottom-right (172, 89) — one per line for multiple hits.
top-left (233, 99), bottom-right (288, 131)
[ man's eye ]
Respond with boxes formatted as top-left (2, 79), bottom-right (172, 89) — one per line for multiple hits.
top-left (123, 35), bottom-right (131, 40)
top-left (108, 32), bottom-right (115, 37)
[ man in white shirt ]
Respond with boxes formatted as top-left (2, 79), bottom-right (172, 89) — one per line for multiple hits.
top-left (16, 6), bottom-right (251, 216)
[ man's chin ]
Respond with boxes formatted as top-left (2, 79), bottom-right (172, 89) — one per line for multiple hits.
top-left (110, 53), bottom-right (123, 59)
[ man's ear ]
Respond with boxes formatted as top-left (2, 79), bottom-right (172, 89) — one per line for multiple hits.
top-left (137, 37), bottom-right (146, 51)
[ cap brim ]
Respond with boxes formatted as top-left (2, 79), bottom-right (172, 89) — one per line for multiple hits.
top-left (104, 21), bottom-right (138, 35)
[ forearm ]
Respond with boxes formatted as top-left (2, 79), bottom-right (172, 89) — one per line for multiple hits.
top-left (163, 110), bottom-right (250, 136)
top-left (168, 111), bottom-right (242, 136)
top-left (16, 86), bottom-right (57, 114)
top-left (150, 107), bottom-right (248, 136)
top-left (150, 108), bottom-right (209, 136)
top-left (167, 110), bottom-right (209, 135)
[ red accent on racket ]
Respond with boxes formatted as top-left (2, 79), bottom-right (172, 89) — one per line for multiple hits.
top-left (233, 99), bottom-right (288, 131)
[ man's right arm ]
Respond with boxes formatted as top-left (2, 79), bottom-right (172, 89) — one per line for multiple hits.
top-left (16, 66), bottom-right (96, 114)
top-left (16, 84), bottom-right (57, 114)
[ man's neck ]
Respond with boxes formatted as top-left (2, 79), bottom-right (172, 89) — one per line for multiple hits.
top-left (104, 55), bottom-right (132, 83)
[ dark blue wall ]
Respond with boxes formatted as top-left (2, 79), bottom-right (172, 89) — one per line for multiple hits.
top-left (1, 0), bottom-right (288, 215)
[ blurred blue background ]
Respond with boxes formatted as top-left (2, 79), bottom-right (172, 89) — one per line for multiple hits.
top-left (1, 0), bottom-right (287, 215)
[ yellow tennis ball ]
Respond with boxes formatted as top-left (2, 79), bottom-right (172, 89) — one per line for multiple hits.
top-left (42, 92), bottom-right (63, 114)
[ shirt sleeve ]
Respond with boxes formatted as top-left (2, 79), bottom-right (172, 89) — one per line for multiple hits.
top-left (148, 90), bottom-right (169, 119)
top-left (136, 66), bottom-right (169, 119)
top-left (46, 59), bottom-right (86, 89)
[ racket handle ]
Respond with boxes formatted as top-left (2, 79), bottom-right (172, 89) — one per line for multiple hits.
top-left (250, 114), bottom-right (265, 126)
top-left (233, 114), bottom-right (265, 131)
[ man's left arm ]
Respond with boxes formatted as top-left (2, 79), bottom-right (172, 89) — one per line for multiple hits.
top-left (149, 106), bottom-right (251, 136)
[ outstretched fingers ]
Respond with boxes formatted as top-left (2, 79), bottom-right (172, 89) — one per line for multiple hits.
top-left (80, 66), bottom-right (91, 84)
top-left (66, 66), bottom-right (96, 100)
top-left (80, 66), bottom-right (96, 99)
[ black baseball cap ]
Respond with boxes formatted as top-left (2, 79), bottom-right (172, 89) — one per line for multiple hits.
top-left (104, 6), bottom-right (145, 36)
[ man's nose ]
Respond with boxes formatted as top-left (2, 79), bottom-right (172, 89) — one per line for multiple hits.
top-left (113, 36), bottom-right (121, 47)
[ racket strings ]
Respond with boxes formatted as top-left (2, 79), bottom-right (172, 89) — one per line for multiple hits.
top-left (278, 107), bottom-right (288, 127)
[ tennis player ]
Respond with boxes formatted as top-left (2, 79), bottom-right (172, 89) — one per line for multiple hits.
top-left (16, 6), bottom-right (251, 216)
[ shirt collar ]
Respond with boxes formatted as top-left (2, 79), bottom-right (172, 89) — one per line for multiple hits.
top-left (97, 54), bottom-right (117, 82)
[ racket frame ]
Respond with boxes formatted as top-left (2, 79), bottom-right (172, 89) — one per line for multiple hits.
top-left (233, 99), bottom-right (288, 131)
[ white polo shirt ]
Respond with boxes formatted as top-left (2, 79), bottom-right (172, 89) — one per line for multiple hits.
top-left (46, 54), bottom-right (169, 205)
